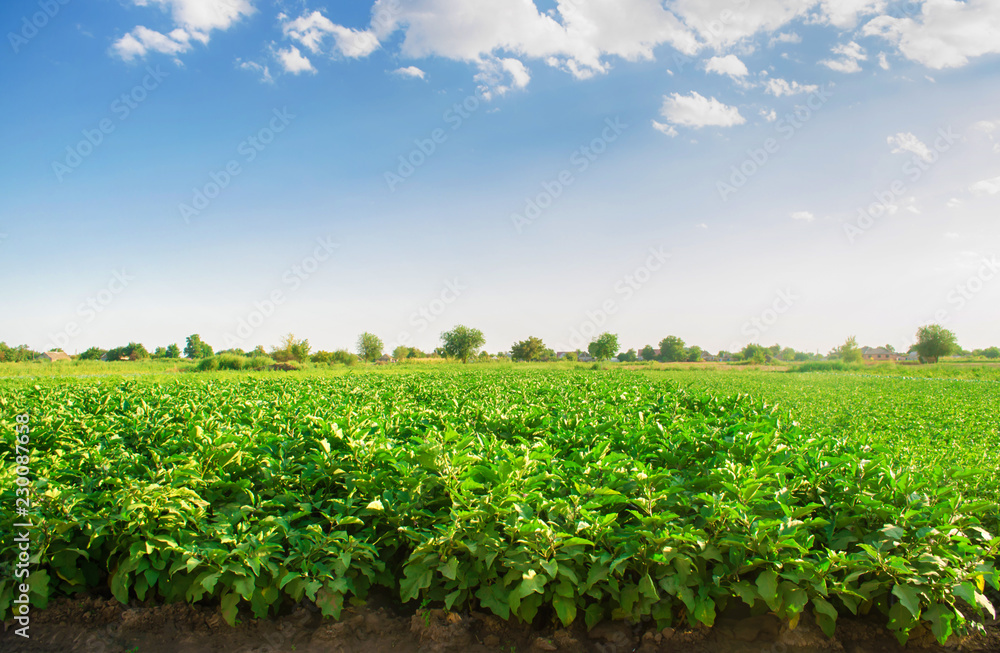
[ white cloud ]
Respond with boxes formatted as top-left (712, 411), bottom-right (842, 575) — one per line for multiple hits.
top-left (297, 0), bottom-right (701, 83)
top-left (671, 0), bottom-right (813, 49)
top-left (764, 78), bottom-right (819, 96)
top-left (768, 31), bottom-right (801, 47)
top-left (660, 91), bottom-right (745, 129)
top-left (475, 56), bottom-right (531, 100)
top-left (281, 11), bottom-right (380, 59)
top-left (761, 108), bottom-right (777, 122)
top-left (887, 132), bottom-right (934, 162)
top-left (878, 51), bottom-right (889, 69)
top-left (791, 211), bottom-right (815, 221)
top-left (276, 45), bottom-right (315, 74)
top-left (947, 197), bottom-right (962, 208)
top-left (863, 0), bottom-right (1000, 70)
top-left (112, 0), bottom-right (253, 61)
top-left (392, 65), bottom-right (426, 79)
top-left (819, 0), bottom-right (886, 29)
top-left (237, 58), bottom-right (273, 84)
top-left (704, 54), bottom-right (748, 78)
top-left (820, 41), bottom-right (867, 73)
top-left (697, 223), bottom-right (709, 229)
top-left (970, 176), bottom-right (1000, 196)
top-left (112, 25), bottom-right (191, 61)
top-left (651, 120), bottom-right (678, 137)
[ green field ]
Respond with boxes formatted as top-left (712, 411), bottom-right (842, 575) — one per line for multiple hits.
top-left (1, 366), bottom-right (997, 645)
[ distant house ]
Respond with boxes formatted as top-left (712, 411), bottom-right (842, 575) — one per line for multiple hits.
top-left (861, 347), bottom-right (899, 362)
top-left (38, 351), bottom-right (71, 362)
top-left (376, 354), bottom-right (394, 364)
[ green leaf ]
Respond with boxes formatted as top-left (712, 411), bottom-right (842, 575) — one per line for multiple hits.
top-left (553, 594), bottom-right (577, 626)
top-left (923, 603), bottom-right (954, 644)
top-left (756, 570), bottom-right (778, 608)
top-left (221, 592), bottom-right (240, 627)
top-left (811, 597), bottom-right (838, 637)
top-left (400, 564), bottom-right (432, 603)
top-left (892, 584), bottom-right (922, 618)
top-left (440, 557), bottom-right (459, 581)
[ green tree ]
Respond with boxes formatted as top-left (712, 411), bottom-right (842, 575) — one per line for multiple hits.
top-left (914, 324), bottom-right (958, 364)
top-left (184, 334), bottom-right (213, 359)
top-left (686, 346), bottom-right (703, 362)
top-left (511, 336), bottom-right (546, 362)
top-left (106, 342), bottom-right (150, 361)
top-left (331, 349), bottom-right (359, 366)
top-left (618, 348), bottom-right (638, 362)
top-left (984, 346), bottom-right (1000, 360)
top-left (640, 345), bottom-right (656, 361)
top-left (393, 345), bottom-right (410, 360)
top-left (658, 336), bottom-right (686, 362)
top-left (311, 351), bottom-right (334, 364)
top-left (272, 333), bottom-right (311, 363)
top-left (357, 332), bottom-right (384, 362)
top-left (829, 336), bottom-right (862, 363)
top-left (588, 332), bottom-right (619, 361)
top-left (740, 343), bottom-right (768, 364)
top-left (153, 346), bottom-right (167, 359)
top-left (441, 325), bottom-right (486, 363)
top-left (78, 347), bottom-right (107, 361)
top-left (165, 343), bottom-right (180, 359)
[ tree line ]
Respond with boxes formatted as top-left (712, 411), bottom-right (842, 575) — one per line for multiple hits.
top-left (2, 323), bottom-right (995, 366)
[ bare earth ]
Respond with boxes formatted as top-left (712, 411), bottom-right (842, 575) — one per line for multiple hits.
top-left (3, 594), bottom-right (997, 653)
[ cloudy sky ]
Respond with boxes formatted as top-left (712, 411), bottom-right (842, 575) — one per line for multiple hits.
top-left (1, 0), bottom-right (999, 355)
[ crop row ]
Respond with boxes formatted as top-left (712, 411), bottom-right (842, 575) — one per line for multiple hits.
top-left (0, 370), bottom-right (997, 644)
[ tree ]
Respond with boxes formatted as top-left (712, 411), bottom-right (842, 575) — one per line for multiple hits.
top-left (165, 343), bottom-right (180, 359)
top-left (184, 334), bottom-right (213, 359)
top-left (883, 344), bottom-right (896, 353)
top-left (984, 346), bottom-right (1000, 360)
top-left (914, 324), bottom-right (957, 364)
top-left (311, 351), bottom-right (334, 364)
top-left (331, 349), bottom-right (359, 366)
top-left (78, 347), bottom-right (107, 361)
top-left (618, 349), bottom-right (638, 362)
top-left (778, 347), bottom-right (796, 361)
top-left (153, 346), bottom-right (167, 359)
top-left (511, 336), bottom-right (546, 362)
top-left (686, 346), bottom-right (703, 362)
top-left (272, 334), bottom-right (311, 363)
top-left (829, 336), bottom-right (862, 363)
top-left (658, 336), bottom-right (686, 362)
top-left (588, 332), bottom-right (619, 361)
top-left (563, 351), bottom-right (578, 362)
top-left (740, 343), bottom-right (768, 364)
top-left (357, 332), bottom-right (384, 362)
top-left (106, 342), bottom-right (150, 361)
top-left (393, 345), bottom-right (410, 360)
top-left (441, 325), bottom-right (485, 363)
top-left (640, 345), bottom-right (656, 361)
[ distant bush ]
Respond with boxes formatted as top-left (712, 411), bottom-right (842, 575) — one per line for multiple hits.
top-left (330, 349), bottom-right (359, 366)
top-left (197, 356), bottom-right (220, 371)
top-left (249, 356), bottom-right (275, 370)
top-left (792, 361), bottom-right (853, 373)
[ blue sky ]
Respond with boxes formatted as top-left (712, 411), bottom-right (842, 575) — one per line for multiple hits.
top-left (1, 0), bottom-right (999, 356)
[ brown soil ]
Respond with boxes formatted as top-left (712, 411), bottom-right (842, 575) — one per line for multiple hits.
top-left (3, 595), bottom-right (997, 653)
